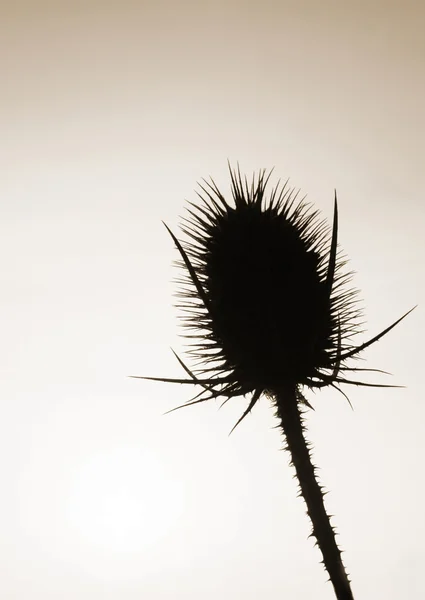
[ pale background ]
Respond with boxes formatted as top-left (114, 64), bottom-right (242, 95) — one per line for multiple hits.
top-left (1, 1), bottom-right (424, 599)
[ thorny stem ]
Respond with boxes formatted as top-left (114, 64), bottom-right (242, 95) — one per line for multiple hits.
top-left (275, 386), bottom-right (354, 600)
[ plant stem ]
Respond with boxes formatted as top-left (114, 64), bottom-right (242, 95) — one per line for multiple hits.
top-left (275, 385), bottom-right (354, 600)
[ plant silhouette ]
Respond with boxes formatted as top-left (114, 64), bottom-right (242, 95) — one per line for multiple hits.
top-left (133, 165), bottom-right (414, 600)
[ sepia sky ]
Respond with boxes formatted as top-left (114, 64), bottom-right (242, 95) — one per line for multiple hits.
top-left (1, 1), bottom-right (424, 599)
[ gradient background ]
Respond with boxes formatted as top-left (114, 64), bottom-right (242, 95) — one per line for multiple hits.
top-left (1, 1), bottom-right (424, 599)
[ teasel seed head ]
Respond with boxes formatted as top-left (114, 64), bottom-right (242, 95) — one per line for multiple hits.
top-left (135, 164), bottom-right (414, 429)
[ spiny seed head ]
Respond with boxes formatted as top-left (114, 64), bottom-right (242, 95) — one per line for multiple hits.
top-left (136, 164), bottom-right (414, 428)
top-left (178, 167), bottom-right (356, 391)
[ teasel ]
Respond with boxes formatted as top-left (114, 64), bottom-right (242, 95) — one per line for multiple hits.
top-left (133, 165), bottom-right (414, 600)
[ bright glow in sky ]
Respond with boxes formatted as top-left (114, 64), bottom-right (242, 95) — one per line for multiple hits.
top-left (0, 1), bottom-right (424, 599)
top-left (66, 447), bottom-right (185, 555)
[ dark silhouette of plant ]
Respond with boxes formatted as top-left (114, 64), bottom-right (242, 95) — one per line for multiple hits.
top-left (133, 165), bottom-right (414, 600)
